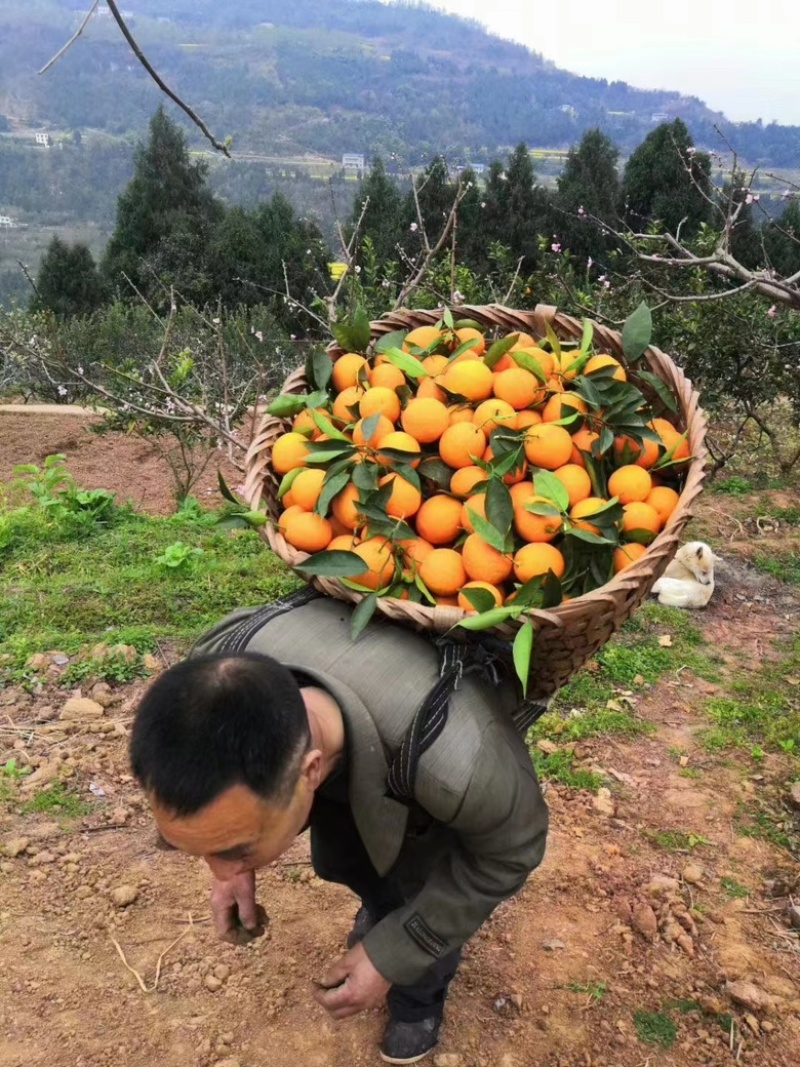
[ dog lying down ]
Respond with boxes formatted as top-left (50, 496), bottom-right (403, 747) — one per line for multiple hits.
top-left (651, 541), bottom-right (721, 609)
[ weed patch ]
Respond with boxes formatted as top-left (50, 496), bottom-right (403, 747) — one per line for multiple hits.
top-left (751, 551), bottom-right (800, 585)
top-left (633, 1010), bottom-right (677, 1048)
top-left (530, 749), bottom-right (604, 791)
top-left (19, 782), bottom-right (92, 818)
top-left (643, 829), bottom-right (711, 852)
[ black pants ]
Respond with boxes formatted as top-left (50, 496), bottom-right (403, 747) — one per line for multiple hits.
top-left (310, 798), bottom-right (461, 1023)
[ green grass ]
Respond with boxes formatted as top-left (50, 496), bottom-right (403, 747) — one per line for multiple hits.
top-left (565, 981), bottom-right (607, 1001)
top-left (531, 749), bottom-right (605, 791)
top-left (751, 551), bottom-right (800, 585)
top-left (734, 802), bottom-right (796, 853)
top-left (720, 876), bottom-right (750, 899)
top-left (642, 829), bottom-right (710, 851)
top-left (0, 491), bottom-right (301, 677)
top-left (633, 1010), bottom-right (677, 1048)
top-left (19, 782), bottom-right (92, 817)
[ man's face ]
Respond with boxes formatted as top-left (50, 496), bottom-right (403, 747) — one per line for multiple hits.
top-left (153, 759), bottom-right (318, 880)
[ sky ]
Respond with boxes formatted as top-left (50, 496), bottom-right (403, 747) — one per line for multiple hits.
top-left (397, 0), bottom-right (800, 126)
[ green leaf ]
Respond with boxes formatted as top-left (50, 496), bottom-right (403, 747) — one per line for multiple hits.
top-left (524, 500), bottom-right (562, 517)
top-left (310, 350), bottom-right (333, 391)
top-left (316, 470), bottom-right (352, 517)
top-left (511, 349), bottom-right (547, 383)
top-left (277, 466), bottom-right (304, 499)
top-left (241, 511), bottom-right (268, 528)
top-left (442, 307), bottom-right (455, 329)
top-left (624, 528), bottom-right (657, 546)
top-left (413, 572), bottom-right (437, 605)
top-left (376, 446), bottom-right (423, 465)
top-left (598, 425), bottom-right (615, 455)
top-left (579, 317), bottom-right (594, 355)
top-left (462, 587), bottom-right (498, 613)
top-left (566, 350), bottom-right (592, 377)
top-left (267, 393), bottom-right (309, 418)
top-left (654, 428), bottom-right (690, 470)
top-left (304, 444), bottom-right (358, 465)
top-left (454, 318), bottom-right (482, 330)
top-left (484, 333), bottom-right (519, 370)
top-left (533, 471), bottom-right (570, 513)
top-left (331, 306), bottom-right (372, 354)
top-left (306, 389), bottom-right (330, 409)
top-left (418, 457), bottom-right (456, 489)
top-left (468, 509), bottom-right (513, 553)
top-left (352, 462), bottom-right (378, 492)
top-left (217, 469), bottom-right (241, 504)
top-left (351, 593), bottom-right (379, 640)
top-left (541, 571), bottom-right (563, 608)
top-left (485, 478), bottom-right (513, 535)
top-left (565, 526), bottom-right (618, 545)
top-left (375, 330), bottom-right (408, 354)
top-left (457, 606), bottom-right (518, 631)
top-left (311, 408), bottom-right (349, 441)
top-left (544, 320), bottom-right (562, 359)
top-left (216, 516), bottom-right (250, 531)
top-left (621, 301), bottom-right (653, 363)
top-left (294, 550), bottom-right (368, 577)
top-left (513, 621), bottom-right (534, 696)
top-left (394, 464), bottom-right (421, 491)
top-left (381, 346), bottom-right (428, 378)
top-left (445, 337), bottom-right (480, 363)
top-left (637, 370), bottom-right (678, 414)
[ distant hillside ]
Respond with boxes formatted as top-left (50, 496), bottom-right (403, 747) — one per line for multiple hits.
top-left (0, 0), bottom-right (798, 166)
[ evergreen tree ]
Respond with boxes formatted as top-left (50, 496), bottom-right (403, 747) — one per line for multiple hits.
top-left (555, 129), bottom-right (620, 263)
top-left (351, 156), bottom-right (403, 267)
top-left (31, 237), bottom-right (105, 318)
top-left (405, 156), bottom-right (455, 239)
top-left (102, 106), bottom-right (224, 307)
top-left (622, 119), bottom-right (712, 236)
top-left (453, 166), bottom-right (490, 273)
top-left (482, 145), bottom-right (546, 269)
top-left (764, 200), bottom-right (800, 277)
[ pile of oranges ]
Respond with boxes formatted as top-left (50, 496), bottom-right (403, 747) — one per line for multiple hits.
top-left (267, 318), bottom-right (689, 614)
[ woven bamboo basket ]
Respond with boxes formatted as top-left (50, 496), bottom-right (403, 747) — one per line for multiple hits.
top-left (243, 304), bottom-right (707, 702)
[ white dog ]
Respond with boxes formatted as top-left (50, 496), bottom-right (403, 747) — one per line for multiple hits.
top-left (651, 541), bottom-right (721, 609)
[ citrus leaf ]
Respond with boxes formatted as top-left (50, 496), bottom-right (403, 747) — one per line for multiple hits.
top-left (484, 333), bottom-right (519, 370)
top-left (352, 462), bottom-right (378, 492)
top-left (445, 337), bottom-right (480, 363)
top-left (419, 456), bottom-right (455, 489)
top-left (454, 318), bottom-right (482, 330)
top-left (544, 320), bottom-right (562, 359)
top-left (294, 550), bottom-right (368, 577)
top-left (621, 301), bottom-right (652, 363)
top-left (267, 393), bottom-right (309, 418)
top-left (624, 528), bottom-right (657, 546)
top-left (394, 463), bottom-right (421, 491)
top-left (381, 347), bottom-right (427, 378)
top-left (511, 349), bottom-right (547, 383)
top-left (598, 425), bottom-right (615, 455)
top-left (443, 307), bottom-right (455, 329)
top-left (376, 446), bottom-right (423, 465)
top-left (485, 478), bottom-right (514, 535)
top-left (533, 470), bottom-right (570, 513)
top-left (310, 350), bottom-right (333, 391)
top-left (331, 306), bottom-right (372, 354)
top-left (565, 526), bottom-right (618, 545)
top-left (579, 317), bottom-right (594, 356)
top-left (462, 587), bottom-right (497, 613)
top-left (375, 330), bottom-right (408, 354)
top-left (467, 509), bottom-right (513, 553)
top-left (241, 511), bottom-right (268, 527)
top-left (524, 500), bottom-right (562, 517)
top-left (306, 389), bottom-right (330, 409)
top-left (359, 412), bottom-right (381, 443)
top-left (541, 571), bottom-right (563, 608)
top-left (351, 593), bottom-right (379, 641)
top-left (456, 606), bottom-right (518, 631)
top-left (217, 469), bottom-right (241, 504)
top-left (414, 572), bottom-right (437, 605)
top-left (277, 466), bottom-right (304, 499)
top-left (305, 446), bottom-right (358, 466)
top-left (513, 620), bottom-right (534, 696)
top-left (311, 408), bottom-right (349, 441)
top-left (316, 469), bottom-right (352, 517)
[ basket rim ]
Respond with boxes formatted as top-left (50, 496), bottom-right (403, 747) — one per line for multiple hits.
top-left (243, 303), bottom-right (708, 634)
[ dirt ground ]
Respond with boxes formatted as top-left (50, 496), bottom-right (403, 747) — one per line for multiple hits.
top-left (1, 409), bottom-right (799, 1067)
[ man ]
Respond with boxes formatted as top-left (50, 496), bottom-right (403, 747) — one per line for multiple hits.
top-left (130, 588), bottom-right (548, 1064)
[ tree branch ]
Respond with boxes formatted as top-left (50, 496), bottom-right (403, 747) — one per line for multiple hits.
top-left (39, 0), bottom-right (101, 75)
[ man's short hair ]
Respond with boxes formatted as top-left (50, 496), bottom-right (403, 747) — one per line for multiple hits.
top-left (130, 652), bottom-right (311, 815)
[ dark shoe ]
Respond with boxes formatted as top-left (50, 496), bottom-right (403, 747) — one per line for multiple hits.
top-left (346, 905), bottom-right (377, 949)
top-left (379, 1016), bottom-right (440, 1065)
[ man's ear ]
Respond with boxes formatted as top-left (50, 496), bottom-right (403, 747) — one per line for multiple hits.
top-left (300, 749), bottom-right (324, 792)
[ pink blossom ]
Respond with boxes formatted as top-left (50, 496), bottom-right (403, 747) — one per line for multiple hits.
top-left (551, 242), bottom-right (562, 253)
top-left (767, 305), bottom-right (777, 318)
top-left (587, 257), bottom-right (593, 269)
top-left (578, 205), bottom-right (586, 217)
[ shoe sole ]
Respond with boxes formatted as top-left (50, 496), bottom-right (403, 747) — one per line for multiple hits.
top-left (379, 1048), bottom-right (436, 1065)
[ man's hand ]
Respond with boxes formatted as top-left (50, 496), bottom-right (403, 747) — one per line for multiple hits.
top-left (209, 871), bottom-right (268, 946)
top-left (313, 942), bottom-right (391, 1020)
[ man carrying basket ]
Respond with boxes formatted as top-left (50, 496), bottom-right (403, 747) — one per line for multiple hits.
top-left (130, 586), bottom-right (549, 1064)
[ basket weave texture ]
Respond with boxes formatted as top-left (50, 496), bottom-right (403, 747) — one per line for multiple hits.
top-left (243, 304), bottom-right (707, 702)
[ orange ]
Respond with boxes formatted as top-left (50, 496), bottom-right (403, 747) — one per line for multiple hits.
top-left (352, 414), bottom-right (394, 448)
top-left (277, 504), bottom-right (305, 531)
top-left (462, 533), bottom-right (514, 584)
top-left (282, 511), bottom-right (333, 553)
top-left (613, 433), bottom-right (660, 470)
top-left (359, 386), bottom-right (401, 424)
top-left (379, 473), bottom-right (423, 518)
top-left (483, 445), bottom-right (528, 485)
top-left (332, 353), bottom-right (368, 392)
top-left (512, 486), bottom-right (563, 543)
top-left (328, 533), bottom-right (358, 552)
top-left (443, 360), bottom-right (494, 402)
top-left (584, 354), bottom-right (627, 381)
top-left (398, 536), bottom-right (434, 571)
top-left (352, 536), bottom-right (395, 590)
top-left (646, 486), bottom-right (680, 528)
top-left (329, 517), bottom-right (352, 539)
top-left (552, 464), bottom-right (592, 507)
top-left (492, 367), bottom-right (539, 410)
top-left (375, 431), bottom-right (422, 468)
top-left (651, 419), bottom-right (690, 464)
top-left (570, 496), bottom-right (609, 535)
top-left (290, 468), bottom-right (326, 511)
top-left (419, 548), bottom-right (467, 596)
top-left (422, 354), bottom-right (449, 376)
top-left (416, 375), bottom-right (447, 403)
top-left (472, 398), bottom-right (517, 434)
top-left (613, 542), bottom-right (647, 572)
top-left (435, 596), bottom-right (461, 607)
top-left (512, 331), bottom-right (538, 348)
top-left (460, 492), bottom-right (487, 534)
top-left (541, 392), bottom-right (588, 424)
top-left (438, 423), bottom-right (487, 469)
top-left (450, 465), bottom-right (487, 499)
top-left (621, 501), bottom-right (660, 535)
top-left (492, 353), bottom-right (516, 373)
top-left (369, 363), bottom-right (406, 391)
top-left (403, 325), bottom-right (443, 353)
top-left (400, 397), bottom-right (450, 443)
top-left (415, 494), bottom-right (463, 545)
top-left (282, 490), bottom-right (298, 509)
top-left (570, 427), bottom-right (601, 467)
top-left (272, 432), bottom-right (310, 474)
top-left (608, 465), bottom-right (652, 504)
top-left (292, 407), bottom-right (326, 439)
top-left (523, 424), bottom-right (573, 470)
top-left (454, 327), bottom-right (486, 357)
top-left (331, 483), bottom-right (361, 529)
top-left (513, 543), bottom-right (566, 583)
top-left (514, 346), bottom-right (556, 380)
top-left (447, 404), bottom-right (475, 425)
top-left (332, 386), bottom-right (365, 423)
top-left (457, 581), bottom-right (504, 612)
top-left (515, 409), bottom-right (543, 432)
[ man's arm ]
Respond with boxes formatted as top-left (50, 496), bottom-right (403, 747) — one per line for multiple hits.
top-left (361, 724), bottom-right (548, 987)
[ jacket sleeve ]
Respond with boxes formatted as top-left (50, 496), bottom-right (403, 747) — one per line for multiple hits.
top-left (361, 723), bottom-right (549, 986)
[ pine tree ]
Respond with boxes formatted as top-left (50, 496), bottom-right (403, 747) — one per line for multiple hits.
top-left (555, 129), bottom-right (620, 263)
top-left (351, 156), bottom-right (403, 267)
top-left (622, 120), bottom-right (712, 236)
top-left (102, 106), bottom-right (224, 306)
top-left (31, 237), bottom-right (105, 318)
top-left (482, 145), bottom-right (546, 269)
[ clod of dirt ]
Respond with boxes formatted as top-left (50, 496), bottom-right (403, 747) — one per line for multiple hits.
top-left (540, 939), bottom-right (566, 951)
top-left (3, 837), bottom-right (30, 858)
top-left (143, 653), bottom-right (160, 671)
top-left (89, 682), bottom-right (115, 708)
top-left (20, 759), bottom-right (62, 791)
top-left (647, 874), bottom-right (681, 897)
top-left (788, 782), bottom-right (800, 811)
top-left (726, 980), bottom-right (777, 1015)
top-left (592, 788), bottom-right (616, 816)
top-left (60, 697), bottom-right (105, 721)
top-left (212, 1060), bottom-right (241, 1067)
top-left (631, 902), bottom-right (659, 941)
top-left (26, 653), bottom-right (49, 670)
top-left (433, 1055), bottom-right (464, 1067)
top-left (681, 863), bottom-right (704, 885)
top-left (110, 885), bottom-right (139, 908)
top-left (536, 740), bottom-right (559, 755)
top-left (205, 975), bottom-right (223, 992)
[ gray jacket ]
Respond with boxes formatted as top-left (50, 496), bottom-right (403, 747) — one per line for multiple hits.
top-left (192, 596), bottom-right (548, 985)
